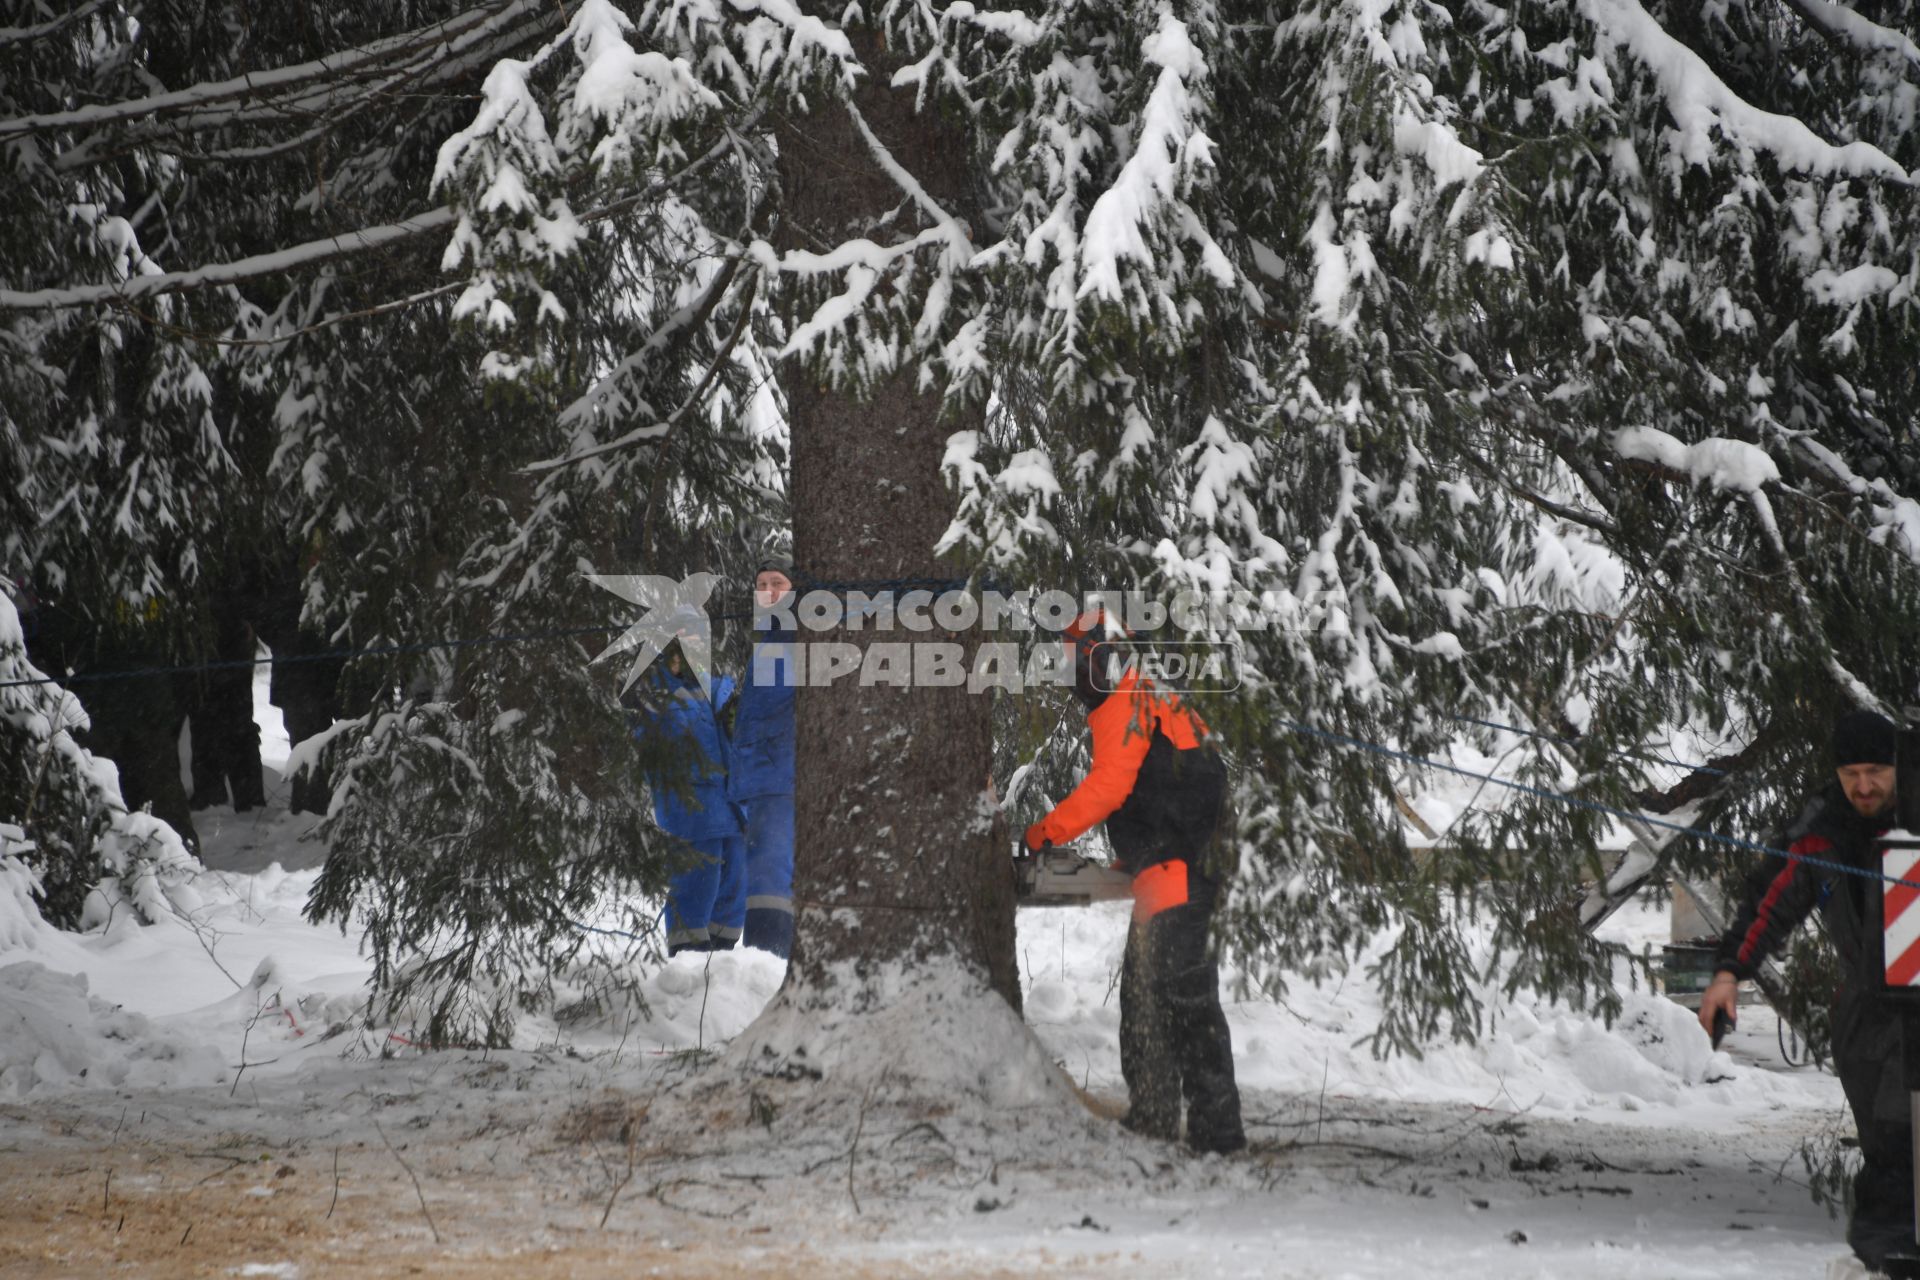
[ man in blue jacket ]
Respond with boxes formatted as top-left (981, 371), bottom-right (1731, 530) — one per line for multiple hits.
top-left (635, 616), bottom-right (746, 955)
top-left (728, 559), bottom-right (798, 958)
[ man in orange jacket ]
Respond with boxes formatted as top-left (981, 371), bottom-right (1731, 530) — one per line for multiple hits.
top-left (1023, 613), bottom-right (1246, 1154)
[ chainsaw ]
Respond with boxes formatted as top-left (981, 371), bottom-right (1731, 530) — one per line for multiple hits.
top-left (1013, 843), bottom-right (1132, 907)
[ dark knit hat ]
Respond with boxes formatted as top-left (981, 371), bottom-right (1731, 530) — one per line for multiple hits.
top-left (1831, 709), bottom-right (1898, 767)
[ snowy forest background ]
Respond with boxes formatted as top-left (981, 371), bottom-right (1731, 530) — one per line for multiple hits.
top-left (3, 0), bottom-right (1920, 1115)
top-left (3, 0), bottom-right (1920, 1274)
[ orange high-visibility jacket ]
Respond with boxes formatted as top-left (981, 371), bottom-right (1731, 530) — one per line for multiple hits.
top-left (1031, 669), bottom-right (1226, 873)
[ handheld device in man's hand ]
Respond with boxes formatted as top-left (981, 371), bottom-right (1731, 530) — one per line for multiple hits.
top-left (1710, 1008), bottom-right (1735, 1050)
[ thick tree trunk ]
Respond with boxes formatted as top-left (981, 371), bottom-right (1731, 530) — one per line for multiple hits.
top-left (783, 364), bottom-right (1021, 1010)
top-left (731, 25), bottom-right (1033, 1094)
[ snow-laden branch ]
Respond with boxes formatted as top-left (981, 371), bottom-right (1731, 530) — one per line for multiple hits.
top-left (885, 0), bottom-right (1046, 106)
top-left (0, 0), bottom-right (543, 141)
top-left (0, 0), bottom-right (109, 47)
top-left (724, 0), bottom-right (860, 83)
top-left (0, 209), bottom-right (457, 311)
top-left (1078, 11), bottom-right (1233, 302)
top-left (561, 0), bottom-right (721, 173)
top-left (3, 105), bottom-right (767, 316)
top-left (527, 271), bottom-right (757, 472)
top-left (1781, 0), bottom-right (1920, 70)
top-left (843, 98), bottom-right (971, 265)
top-left (49, 23), bottom-right (515, 175)
top-left (1611, 425), bottom-right (1780, 493)
top-left (1771, 429), bottom-right (1920, 567)
top-left (750, 226), bottom-right (952, 280)
top-left (1579, 0), bottom-right (1911, 181)
top-left (750, 227), bottom-right (952, 364)
top-left (939, 1), bottom-right (1044, 46)
top-left (94, 12), bottom-right (546, 149)
top-left (1748, 489), bottom-right (1889, 710)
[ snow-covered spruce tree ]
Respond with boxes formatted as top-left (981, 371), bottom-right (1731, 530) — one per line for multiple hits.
top-left (3, 2), bottom-right (777, 1040)
top-left (439, 0), bottom-right (1920, 1071)
top-left (430, 0), bottom-right (1040, 1086)
top-left (951, 0), bottom-right (1920, 1053)
top-left (0, 590), bottom-right (198, 931)
top-left (0, 1), bottom-right (275, 848)
top-left (1191, 0), bottom-right (1920, 1052)
top-left (12, 0), bottom-right (1915, 1071)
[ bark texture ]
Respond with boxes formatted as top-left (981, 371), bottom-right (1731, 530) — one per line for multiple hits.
top-left (777, 27), bottom-right (1020, 1014)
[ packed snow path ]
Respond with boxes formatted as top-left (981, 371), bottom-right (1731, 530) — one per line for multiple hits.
top-left (0, 1031), bottom-right (1851, 1279)
top-left (0, 881), bottom-right (1855, 1279)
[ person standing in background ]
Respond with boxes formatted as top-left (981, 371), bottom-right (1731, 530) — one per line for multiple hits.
top-left (634, 609), bottom-right (746, 956)
top-left (728, 558), bottom-right (797, 959)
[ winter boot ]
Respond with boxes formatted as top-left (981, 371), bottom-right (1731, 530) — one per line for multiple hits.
top-left (1186, 1118), bottom-right (1247, 1156)
top-left (743, 906), bottom-right (793, 959)
top-left (1119, 1106), bottom-right (1179, 1143)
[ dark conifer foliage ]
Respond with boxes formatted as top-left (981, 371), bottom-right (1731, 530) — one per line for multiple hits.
top-left (5, 0), bottom-right (1919, 1057)
top-left (2, 2), bottom-right (773, 1039)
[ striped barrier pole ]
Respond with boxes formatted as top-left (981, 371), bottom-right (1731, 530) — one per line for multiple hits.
top-left (1887, 839), bottom-right (1920, 992)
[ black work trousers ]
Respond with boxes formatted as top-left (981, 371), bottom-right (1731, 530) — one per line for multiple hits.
top-left (1119, 867), bottom-right (1245, 1153)
top-left (1836, 990), bottom-right (1916, 1269)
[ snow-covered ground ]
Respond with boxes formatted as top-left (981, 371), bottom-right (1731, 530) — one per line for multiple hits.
top-left (0, 671), bottom-right (1858, 1278)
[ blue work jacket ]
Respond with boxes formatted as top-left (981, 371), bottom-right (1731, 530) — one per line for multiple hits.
top-left (727, 620), bottom-right (797, 801)
top-left (636, 666), bottom-right (741, 839)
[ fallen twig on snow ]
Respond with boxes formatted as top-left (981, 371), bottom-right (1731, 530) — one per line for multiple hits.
top-left (646, 1177), bottom-right (747, 1221)
top-left (598, 1127), bottom-right (639, 1229)
top-left (374, 1120), bottom-right (440, 1244)
top-left (847, 1084), bottom-right (874, 1216)
top-left (327, 1147), bottom-right (341, 1220)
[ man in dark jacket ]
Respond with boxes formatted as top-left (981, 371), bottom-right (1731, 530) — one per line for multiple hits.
top-left (1023, 612), bottom-right (1245, 1155)
top-left (1700, 709), bottom-right (1917, 1278)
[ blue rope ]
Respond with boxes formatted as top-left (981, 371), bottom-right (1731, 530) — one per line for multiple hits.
top-left (1282, 717), bottom-right (1920, 891)
top-left (11, 573), bottom-right (1914, 893)
top-left (0, 572), bottom-right (1008, 691)
top-left (1446, 713), bottom-right (1728, 777)
top-left (0, 612), bottom-right (762, 691)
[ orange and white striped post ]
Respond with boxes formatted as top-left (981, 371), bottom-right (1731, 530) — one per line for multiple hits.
top-left (1887, 840), bottom-right (1920, 991)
